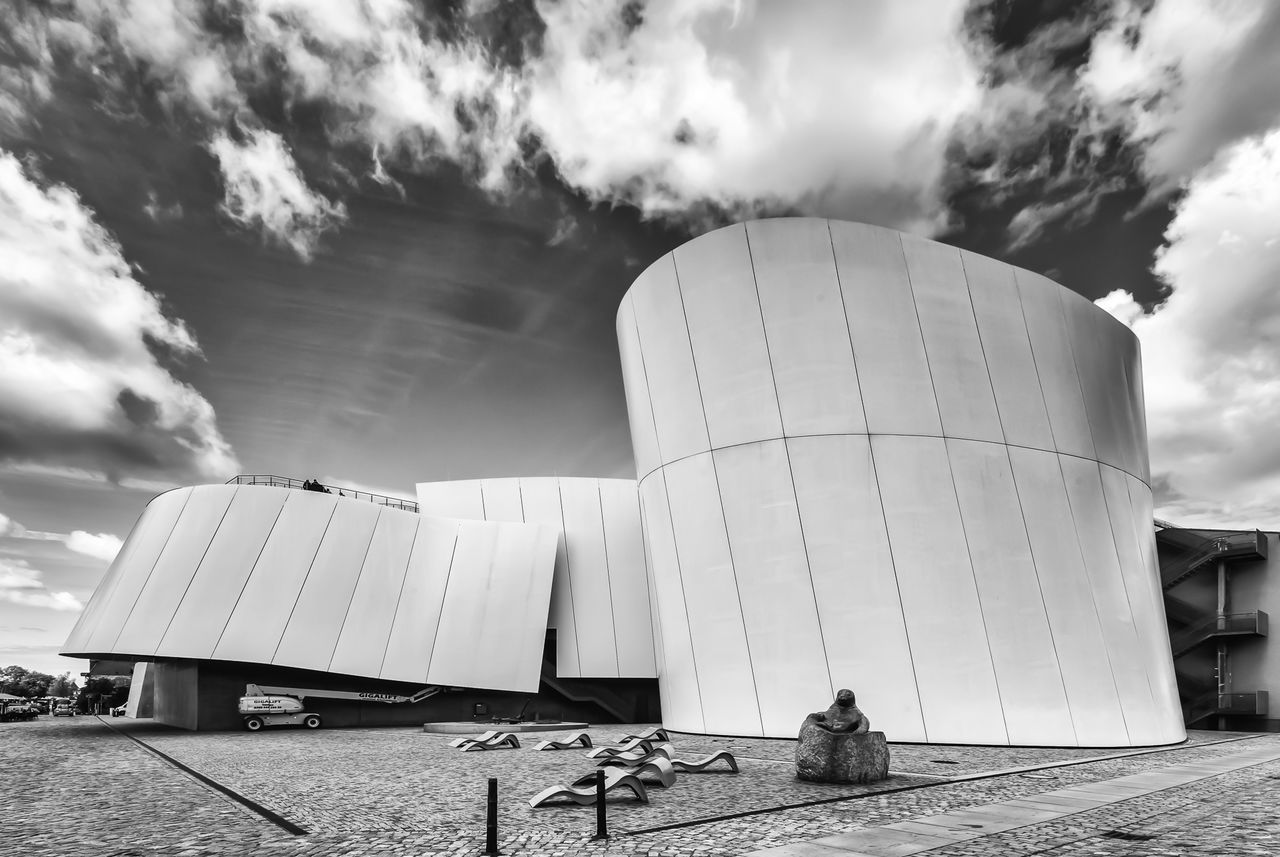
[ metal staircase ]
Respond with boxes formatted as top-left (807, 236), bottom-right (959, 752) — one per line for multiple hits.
top-left (1158, 521), bottom-right (1270, 729)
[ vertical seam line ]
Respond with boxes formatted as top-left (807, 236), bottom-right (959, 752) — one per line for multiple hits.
top-left (424, 528), bottom-right (461, 683)
top-left (597, 481), bottom-right (623, 677)
top-left (631, 283), bottom-right (707, 730)
top-left (744, 222), bottom-right (834, 699)
top-left (212, 493), bottom-right (290, 658)
top-left (155, 488), bottom-right (239, 655)
top-left (830, 221), bottom-right (926, 739)
top-left (325, 508), bottom-right (385, 672)
top-left (107, 488), bottom-right (194, 653)
top-left (556, 479), bottom-right (583, 674)
top-left (377, 516), bottom-right (422, 678)
top-left (270, 500), bottom-right (340, 664)
top-left (673, 244), bottom-right (765, 736)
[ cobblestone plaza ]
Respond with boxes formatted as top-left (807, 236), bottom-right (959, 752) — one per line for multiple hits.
top-left (8, 717), bottom-right (1279, 856)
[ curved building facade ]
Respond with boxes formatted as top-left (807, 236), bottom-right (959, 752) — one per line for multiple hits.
top-left (63, 484), bottom-right (560, 692)
top-left (417, 477), bottom-right (656, 680)
top-left (616, 218), bottom-right (1182, 746)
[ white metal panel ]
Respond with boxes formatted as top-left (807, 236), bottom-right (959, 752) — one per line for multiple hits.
top-left (481, 479), bottom-right (525, 522)
top-left (416, 480), bottom-right (486, 519)
top-left (1014, 269), bottom-right (1096, 460)
top-left (559, 478), bottom-right (620, 678)
top-left (112, 485), bottom-right (237, 656)
top-left (1061, 291), bottom-right (1130, 475)
top-left (1059, 455), bottom-right (1159, 735)
top-left (1099, 464), bottom-right (1182, 743)
top-left (872, 435), bottom-right (1008, 744)
top-left (213, 491), bottom-right (338, 664)
top-left (663, 453), bottom-right (763, 735)
top-left (947, 438), bottom-right (1077, 746)
top-left (829, 221), bottom-right (941, 437)
top-left (902, 235), bottom-right (1003, 443)
top-left (1125, 473), bottom-right (1184, 740)
top-left (380, 516), bottom-right (459, 684)
top-left (616, 297), bottom-right (661, 478)
top-left (63, 487), bottom-right (191, 654)
top-left (328, 509), bottom-right (420, 678)
top-left (274, 501), bottom-right (382, 672)
top-left (629, 254), bottom-right (712, 463)
top-left (1123, 336), bottom-right (1152, 483)
top-left (1007, 446), bottom-right (1129, 745)
top-left (713, 440), bottom-right (832, 736)
top-left (599, 479), bottom-right (657, 678)
top-left (520, 478), bottom-right (578, 675)
top-left (675, 223), bottom-right (783, 450)
top-left (786, 434), bottom-right (926, 742)
top-left (158, 485), bottom-right (290, 659)
top-left (638, 471), bottom-right (704, 733)
top-left (746, 218), bottom-right (865, 437)
top-left (426, 520), bottom-right (558, 691)
top-left (961, 250), bottom-right (1055, 450)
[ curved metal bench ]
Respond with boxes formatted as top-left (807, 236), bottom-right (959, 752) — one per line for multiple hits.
top-left (528, 768), bottom-right (649, 808)
top-left (580, 756), bottom-right (677, 788)
top-left (619, 726), bottom-right (670, 743)
top-left (669, 750), bottom-right (738, 773)
top-left (458, 732), bottom-right (520, 751)
top-left (533, 730), bottom-right (593, 750)
top-left (448, 730), bottom-right (500, 748)
top-left (595, 744), bottom-right (676, 767)
top-left (585, 738), bottom-right (669, 759)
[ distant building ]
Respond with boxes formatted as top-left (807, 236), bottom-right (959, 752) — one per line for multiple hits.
top-left (65, 218), bottom-right (1186, 746)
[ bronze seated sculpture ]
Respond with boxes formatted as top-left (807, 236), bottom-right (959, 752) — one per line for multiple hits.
top-left (803, 687), bottom-right (870, 734)
top-left (795, 688), bottom-right (889, 784)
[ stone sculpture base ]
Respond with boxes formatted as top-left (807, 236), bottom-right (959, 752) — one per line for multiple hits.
top-left (795, 727), bottom-right (889, 784)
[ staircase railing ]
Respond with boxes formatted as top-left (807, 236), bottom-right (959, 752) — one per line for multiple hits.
top-left (1185, 690), bottom-right (1269, 724)
top-left (1160, 530), bottom-right (1268, 590)
top-left (1169, 611), bottom-right (1269, 657)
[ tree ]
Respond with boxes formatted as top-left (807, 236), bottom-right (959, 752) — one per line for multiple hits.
top-left (48, 672), bottom-right (78, 698)
top-left (0, 665), bottom-right (54, 698)
top-left (81, 676), bottom-right (128, 712)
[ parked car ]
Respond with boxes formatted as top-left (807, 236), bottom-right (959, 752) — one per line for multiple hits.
top-left (52, 703), bottom-right (74, 717)
top-left (110, 705), bottom-right (126, 717)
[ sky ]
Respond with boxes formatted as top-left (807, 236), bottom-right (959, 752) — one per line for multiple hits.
top-left (2, 0), bottom-right (1280, 678)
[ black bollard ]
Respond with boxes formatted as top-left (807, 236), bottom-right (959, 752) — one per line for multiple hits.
top-left (485, 777), bottom-right (500, 855)
top-left (592, 769), bottom-right (608, 840)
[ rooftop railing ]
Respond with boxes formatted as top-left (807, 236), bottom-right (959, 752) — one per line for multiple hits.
top-left (227, 475), bottom-right (418, 513)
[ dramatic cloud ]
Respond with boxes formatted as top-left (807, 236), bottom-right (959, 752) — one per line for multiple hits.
top-left (4, 0), bottom-right (990, 237)
top-left (0, 558), bottom-right (83, 612)
top-left (1081, 0), bottom-right (1280, 193)
top-left (1098, 127), bottom-right (1280, 526)
top-left (0, 151), bottom-right (239, 481)
top-left (521, 0), bottom-right (982, 231)
top-left (207, 128), bottom-right (347, 260)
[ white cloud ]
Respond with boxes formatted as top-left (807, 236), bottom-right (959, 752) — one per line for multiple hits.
top-left (1099, 127), bottom-right (1280, 527)
top-left (0, 558), bottom-right (83, 612)
top-left (0, 150), bottom-right (239, 482)
top-left (14, 0), bottom-right (989, 236)
top-left (207, 128), bottom-right (347, 260)
top-left (1080, 0), bottom-right (1280, 192)
top-left (64, 531), bottom-right (122, 563)
top-left (523, 0), bottom-right (981, 232)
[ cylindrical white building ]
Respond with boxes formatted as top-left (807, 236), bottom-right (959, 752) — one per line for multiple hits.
top-left (616, 217), bottom-right (1183, 746)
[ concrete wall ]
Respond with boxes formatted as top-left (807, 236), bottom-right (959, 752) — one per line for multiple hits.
top-left (616, 217), bottom-right (1183, 746)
